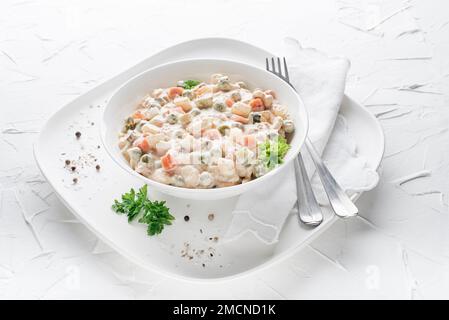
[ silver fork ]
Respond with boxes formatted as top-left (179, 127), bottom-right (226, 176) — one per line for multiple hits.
top-left (265, 58), bottom-right (323, 226)
top-left (266, 57), bottom-right (358, 219)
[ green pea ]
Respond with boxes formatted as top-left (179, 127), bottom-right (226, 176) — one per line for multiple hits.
top-left (213, 102), bottom-right (227, 112)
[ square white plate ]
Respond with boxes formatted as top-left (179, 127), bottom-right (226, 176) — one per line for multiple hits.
top-left (34, 38), bottom-right (384, 281)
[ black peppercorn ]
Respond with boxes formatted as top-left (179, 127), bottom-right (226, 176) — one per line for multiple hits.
top-left (75, 131), bottom-right (81, 139)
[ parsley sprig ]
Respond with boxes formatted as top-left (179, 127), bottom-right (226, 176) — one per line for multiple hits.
top-left (181, 79), bottom-right (200, 90)
top-left (259, 136), bottom-right (290, 169)
top-left (112, 185), bottom-right (175, 236)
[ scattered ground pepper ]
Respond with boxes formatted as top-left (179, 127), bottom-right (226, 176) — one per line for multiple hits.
top-left (72, 177), bottom-right (78, 184)
top-left (95, 164), bottom-right (101, 171)
top-left (184, 215), bottom-right (190, 222)
top-left (75, 131), bottom-right (81, 139)
top-left (71, 166), bottom-right (76, 172)
top-left (65, 159), bottom-right (71, 165)
top-left (208, 213), bottom-right (214, 221)
top-left (180, 242), bottom-right (194, 260)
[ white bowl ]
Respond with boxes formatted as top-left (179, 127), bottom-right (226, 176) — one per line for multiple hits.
top-left (101, 59), bottom-right (308, 200)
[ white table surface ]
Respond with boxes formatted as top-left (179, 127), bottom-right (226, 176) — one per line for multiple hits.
top-left (1, 0), bottom-right (448, 300)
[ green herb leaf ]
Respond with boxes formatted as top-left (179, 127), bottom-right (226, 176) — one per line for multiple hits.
top-left (139, 200), bottom-right (175, 236)
top-left (181, 80), bottom-right (200, 90)
top-left (259, 136), bottom-right (290, 169)
top-left (111, 187), bottom-right (142, 222)
top-left (112, 185), bottom-right (174, 236)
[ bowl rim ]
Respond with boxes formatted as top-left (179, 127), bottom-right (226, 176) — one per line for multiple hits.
top-left (100, 57), bottom-right (309, 196)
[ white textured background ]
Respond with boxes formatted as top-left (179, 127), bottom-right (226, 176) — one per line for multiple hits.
top-left (1, 0), bottom-right (449, 299)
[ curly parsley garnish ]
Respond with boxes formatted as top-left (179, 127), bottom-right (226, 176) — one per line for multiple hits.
top-left (259, 136), bottom-right (290, 169)
top-left (112, 185), bottom-right (175, 236)
top-left (181, 80), bottom-right (200, 90)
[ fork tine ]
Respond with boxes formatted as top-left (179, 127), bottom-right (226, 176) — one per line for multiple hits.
top-left (277, 57), bottom-right (282, 78)
top-left (283, 57), bottom-right (290, 81)
top-left (271, 57), bottom-right (276, 73)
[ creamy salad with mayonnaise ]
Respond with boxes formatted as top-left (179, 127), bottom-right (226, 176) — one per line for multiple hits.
top-left (118, 74), bottom-right (295, 189)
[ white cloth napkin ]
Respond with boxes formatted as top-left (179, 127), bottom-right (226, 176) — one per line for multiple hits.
top-left (222, 38), bottom-right (379, 245)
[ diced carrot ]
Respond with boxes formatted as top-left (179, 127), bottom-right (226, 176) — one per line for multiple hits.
top-left (203, 129), bottom-right (221, 140)
top-left (137, 137), bottom-right (151, 153)
top-left (231, 114), bottom-right (249, 124)
top-left (243, 135), bottom-right (256, 149)
top-left (249, 98), bottom-right (264, 111)
top-left (132, 110), bottom-right (145, 119)
top-left (225, 98), bottom-right (234, 108)
top-left (161, 153), bottom-right (176, 171)
top-left (168, 87), bottom-right (184, 99)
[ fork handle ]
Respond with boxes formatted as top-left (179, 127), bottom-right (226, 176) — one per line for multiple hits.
top-left (305, 138), bottom-right (358, 217)
top-left (294, 152), bottom-right (323, 226)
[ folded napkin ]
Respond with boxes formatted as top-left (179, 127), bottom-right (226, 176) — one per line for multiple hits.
top-left (222, 38), bottom-right (379, 246)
